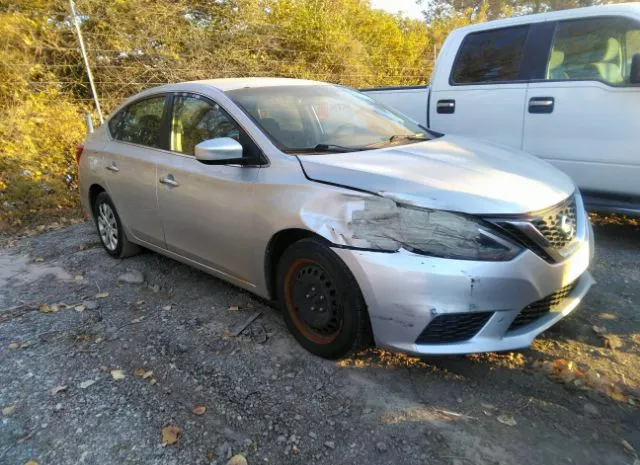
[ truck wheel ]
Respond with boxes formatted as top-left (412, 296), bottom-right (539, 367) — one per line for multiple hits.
top-left (93, 192), bottom-right (141, 259)
top-left (276, 238), bottom-right (372, 359)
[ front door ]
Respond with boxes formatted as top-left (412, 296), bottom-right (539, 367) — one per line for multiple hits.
top-left (102, 95), bottom-right (169, 247)
top-left (157, 93), bottom-right (261, 285)
top-left (523, 16), bottom-right (640, 199)
top-left (429, 25), bottom-right (530, 148)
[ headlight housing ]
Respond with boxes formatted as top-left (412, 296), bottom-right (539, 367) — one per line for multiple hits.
top-left (351, 198), bottom-right (521, 261)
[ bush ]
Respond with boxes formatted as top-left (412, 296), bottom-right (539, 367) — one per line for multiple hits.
top-left (0, 90), bottom-right (87, 230)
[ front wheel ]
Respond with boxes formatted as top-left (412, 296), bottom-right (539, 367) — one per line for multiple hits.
top-left (93, 191), bottom-right (141, 259)
top-left (276, 238), bottom-right (372, 359)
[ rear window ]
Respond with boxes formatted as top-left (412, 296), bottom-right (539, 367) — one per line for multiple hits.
top-left (451, 26), bottom-right (530, 84)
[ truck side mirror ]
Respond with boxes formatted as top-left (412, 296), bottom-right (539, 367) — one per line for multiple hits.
top-left (631, 54), bottom-right (640, 84)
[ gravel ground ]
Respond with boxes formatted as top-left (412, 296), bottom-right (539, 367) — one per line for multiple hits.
top-left (1, 219), bottom-right (639, 465)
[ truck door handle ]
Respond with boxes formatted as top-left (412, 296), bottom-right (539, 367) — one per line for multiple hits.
top-left (105, 163), bottom-right (120, 172)
top-left (436, 99), bottom-right (455, 114)
top-left (529, 97), bottom-right (554, 114)
top-left (159, 175), bottom-right (179, 187)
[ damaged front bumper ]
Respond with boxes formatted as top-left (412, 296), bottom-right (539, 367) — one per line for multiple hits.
top-left (332, 230), bottom-right (594, 355)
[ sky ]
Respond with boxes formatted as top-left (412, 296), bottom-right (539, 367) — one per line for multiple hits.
top-left (370, 0), bottom-right (424, 20)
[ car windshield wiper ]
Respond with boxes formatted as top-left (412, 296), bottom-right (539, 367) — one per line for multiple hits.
top-left (364, 133), bottom-right (429, 149)
top-left (388, 134), bottom-right (427, 142)
top-left (285, 144), bottom-right (368, 154)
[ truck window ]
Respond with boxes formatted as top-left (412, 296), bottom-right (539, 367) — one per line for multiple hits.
top-left (451, 26), bottom-right (529, 84)
top-left (546, 17), bottom-right (640, 85)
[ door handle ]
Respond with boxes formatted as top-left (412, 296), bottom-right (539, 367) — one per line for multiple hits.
top-left (529, 97), bottom-right (554, 114)
top-left (159, 176), bottom-right (179, 187)
top-left (436, 99), bottom-right (455, 114)
top-left (105, 163), bottom-right (120, 172)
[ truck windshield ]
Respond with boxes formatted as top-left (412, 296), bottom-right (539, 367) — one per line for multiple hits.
top-left (225, 85), bottom-right (432, 154)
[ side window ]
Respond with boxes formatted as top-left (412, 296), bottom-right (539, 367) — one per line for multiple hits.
top-left (451, 26), bottom-right (529, 84)
top-left (547, 17), bottom-right (640, 85)
top-left (170, 95), bottom-right (241, 156)
top-left (109, 96), bottom-right (165, 148)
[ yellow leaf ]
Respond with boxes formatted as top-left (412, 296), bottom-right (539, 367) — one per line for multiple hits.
top-left (193, 406), bottom-right (206, 415)
top-left (110, 370), bottom-right (126, 380)
top-left (2, 405), bottom-right (16, 416)
top-left (162, 425), bottom-right (182, 445)
top-left (96, 292), bottom-right (109, 298)
top-left (23, 460), bottom-right (38, 465)
top-left (39, 303), bottom-right (59, 313)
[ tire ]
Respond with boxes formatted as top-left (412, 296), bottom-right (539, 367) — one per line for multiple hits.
top-left (93, 191), bottom-right (141, 259)
top-left (276, 238), bottom-right (372, 359)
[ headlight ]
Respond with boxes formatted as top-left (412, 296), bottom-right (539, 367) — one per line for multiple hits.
top-left (351, 198), bottom-right (521, 261)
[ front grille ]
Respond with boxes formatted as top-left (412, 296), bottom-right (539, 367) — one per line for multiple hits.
top-left (508, 281), bottom-right (577, 331)
top-left (492, 195), bottom-right (579, 263)
top-left (531, 196), bottom-right (577, 250)
top-left (416, 312), bottom-right (493, 344)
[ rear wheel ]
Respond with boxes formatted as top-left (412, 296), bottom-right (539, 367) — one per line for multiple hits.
top-left (93, 192), bottom-right (141, 258)
top-left (276, 238), bottom-right (371, 359)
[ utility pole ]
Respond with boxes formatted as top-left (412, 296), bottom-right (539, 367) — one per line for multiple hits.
top-left (69, 0), bottom-right (104, 124)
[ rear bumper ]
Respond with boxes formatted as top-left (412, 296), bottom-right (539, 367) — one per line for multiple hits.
top-left (332, 222), bottom-right (594, 355)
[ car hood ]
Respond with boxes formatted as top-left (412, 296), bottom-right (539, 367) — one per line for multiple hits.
top-left (297, 135), bottom-right (575, 215)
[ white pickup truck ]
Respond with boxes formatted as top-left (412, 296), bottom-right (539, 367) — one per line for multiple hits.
top-left (363, 4), bottom-right (640, 215)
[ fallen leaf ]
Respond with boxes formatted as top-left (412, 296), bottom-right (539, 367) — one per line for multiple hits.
top-left (227, 455), bottom-right (248, 465)
top-left (136, 300), bottom-right (145, 306)
top-left (621, 439), bottom-right (636, 455)
top-left (497, 415), bottom-right (517, 426)
top-left (34, 257), bottom-right (44, 263)
top-left (134, 368), bottom-right (146, 377)
top-left (2, 405), bottom-right (16, 416)
top-left (162, 425), bottom-right (182, 445)
top-left (193, 406), bottom-right (206, 415)
top-left (74, 305), bottom-right (85, 312)
top-left (7, 342), bottom-right (20, 350)
top-left (143, 371), bottom-right (154, 380)
top-left (79, 379), bottom-right (96, 389)
top-left (74, 275), bottom-right (84, 282)
top-left (162, 305), bottom-right (172, 311)
top-left (39, 304), bottom-right (59, 313)
top-left (228, 305), bottom-right (239, 311)
top-left (150, 378), bottom-right (158, 385)
top-left (50, 385), bottom-right (68, 394)
top-left (100, 365), bottom-right (109, 372)
top-left (23, 460), bottom-right (39, 465)
top-left (95, 292), bottom-right (109, 299)
top-left (111, 370), bottom-right (126, 380)
top-left (130, 317), bottom-right (144, 323)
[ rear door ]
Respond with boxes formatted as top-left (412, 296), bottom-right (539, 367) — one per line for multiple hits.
top-left (102, 95), bottom-right (169, 247)
top-left (523, 16), bottom-right (640, 199)
top-left (156, 93), bottom-right (261, 285)
top-left (429, 25), bottom-right (530, 148)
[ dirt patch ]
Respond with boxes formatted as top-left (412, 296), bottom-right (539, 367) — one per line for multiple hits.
top-left (1, 221), bottom-right (639, 465)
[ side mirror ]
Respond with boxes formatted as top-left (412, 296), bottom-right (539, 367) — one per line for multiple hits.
top-left (631, 54), bottom-right (640, 84)
top-left (194, 137), bottom-right (244, 165)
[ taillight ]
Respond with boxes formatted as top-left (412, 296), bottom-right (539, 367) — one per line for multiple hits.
top-left (75, 144), bottom-right (84, 164)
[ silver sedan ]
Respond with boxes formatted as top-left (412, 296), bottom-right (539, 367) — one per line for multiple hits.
top-left (78, 78), bottom-right (594, 359)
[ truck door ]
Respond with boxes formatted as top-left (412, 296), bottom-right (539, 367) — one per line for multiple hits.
top-left (429, 25), bottom-right (530, 148)
top-left (522, 16), bottom-right (640, 200)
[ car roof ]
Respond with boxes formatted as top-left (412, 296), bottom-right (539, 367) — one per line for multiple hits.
top-left (141, 77), bottom-right (330, 95)
top-left (452, 3), bottom-right (640, 34)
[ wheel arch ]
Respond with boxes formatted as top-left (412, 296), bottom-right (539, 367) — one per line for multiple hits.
top-left (264, 228), bottom-right (332, 301)
top-left (88, 184), bottom-right (107, 217)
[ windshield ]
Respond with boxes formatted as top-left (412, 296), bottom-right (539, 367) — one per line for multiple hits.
top-left (225, 85), bottom-right (432, 153)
